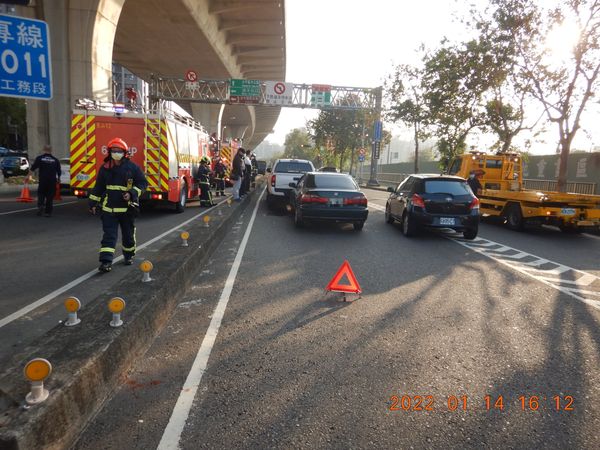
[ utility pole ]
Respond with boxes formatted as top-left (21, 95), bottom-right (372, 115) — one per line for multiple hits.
top-left (367, 87), bottom-right (382, 186)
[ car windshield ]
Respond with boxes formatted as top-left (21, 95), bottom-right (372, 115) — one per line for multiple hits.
top-left (424, 180), bottom-right (471, 195)
top-left (306, 174), bottom-right (357, 190)
top-left (2, 157), bottom-right (20, 164)
top-left (274, 161), bottom-right (313, 173)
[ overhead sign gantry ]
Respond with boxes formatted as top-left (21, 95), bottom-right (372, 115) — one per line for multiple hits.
top-left (149, 75), bottom-right (383, 185)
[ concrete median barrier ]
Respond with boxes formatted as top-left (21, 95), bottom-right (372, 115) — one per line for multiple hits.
top-left (0, 184), bottom-right (262, 450)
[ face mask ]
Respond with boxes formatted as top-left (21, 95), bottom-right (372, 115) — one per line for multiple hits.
top-left (111, 151), bottom-right (124, 161)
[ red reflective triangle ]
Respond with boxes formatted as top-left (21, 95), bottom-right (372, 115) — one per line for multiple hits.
top-left (326, 260), bottom-right (361, 294)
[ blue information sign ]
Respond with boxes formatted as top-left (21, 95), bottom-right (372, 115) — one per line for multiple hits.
top-left (373, 120), bottom-right (382, 141)
top-left (0, 14), bottom-right (52, 100)
top-left (358, 155), bottom-right (365, 162)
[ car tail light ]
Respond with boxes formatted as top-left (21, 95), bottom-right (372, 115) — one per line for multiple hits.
top-left (151, 193), bottom-right (163, 200)
top-left (343, 195), bottom-right (367, 206)
top-left (271, 174), bottom-right (276, 187)
top-left (411, 193), bottom-right (425, 208)
top-left (301, 194), bottom-right (328, 204)
top-left (73, 189), bottom-right (86, 197)
top-left (469, 197), bottom-right (480, 211)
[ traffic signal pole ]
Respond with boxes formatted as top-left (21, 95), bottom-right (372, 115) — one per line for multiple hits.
top-left (367, 87), bottom-right (383, 187)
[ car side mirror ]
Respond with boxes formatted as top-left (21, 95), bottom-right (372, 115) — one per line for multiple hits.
top-left (387, 187), bottom-right (395, 192)
top-left (266, 168), bottom-right (272, 173)
top-left (288, 182), bottom-right (296, 188)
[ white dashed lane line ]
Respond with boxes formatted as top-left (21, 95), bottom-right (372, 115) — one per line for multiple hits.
top-left (450, 236), bottom-right (600, 311)
top-left (368, 202), bottom-right (600, 311)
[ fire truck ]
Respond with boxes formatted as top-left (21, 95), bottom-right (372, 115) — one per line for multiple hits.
top-left (448, 151), bottom-right (600, 232)
top-left (69, 99), bottom-right (210, 212)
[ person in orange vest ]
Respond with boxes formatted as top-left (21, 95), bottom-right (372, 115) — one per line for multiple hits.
top-left (88, 137), bottom-right (148, 273)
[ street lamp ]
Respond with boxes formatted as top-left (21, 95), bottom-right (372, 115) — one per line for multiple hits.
top-left (220, 125), bottom-right (227, 141)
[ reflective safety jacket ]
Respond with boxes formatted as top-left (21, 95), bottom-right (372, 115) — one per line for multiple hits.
top-left (197, 165), bottom-right (211, 184)
top-left (88, 159), bottom-right (147, 213)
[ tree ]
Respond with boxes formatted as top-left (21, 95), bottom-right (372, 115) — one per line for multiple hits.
top-left (420, 38), bottom-right (504, 168)
top-left (484, 0), bottom-right (600, 191)
top-left (0, 97), bottom-right (27, 149)
top-left (282, 128), bottom-right (315, 162)
top-left (385, 64), bottom-right (429, 172)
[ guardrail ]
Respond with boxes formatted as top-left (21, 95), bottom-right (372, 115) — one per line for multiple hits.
top-left (522, 179), bottom-right (597, 195)
top-left (366, 173), bottom-right (598, 195)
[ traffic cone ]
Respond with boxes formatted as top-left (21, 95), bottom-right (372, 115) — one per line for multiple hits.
top-left (17, 183), bottom-right (34, 203)
top-left (54, 182), bottom-right (62, 201)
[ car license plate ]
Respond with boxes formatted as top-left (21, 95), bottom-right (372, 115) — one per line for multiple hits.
top-left (440, 217), bottom-right (455, 225)
top-left (561, 208), bottom-right (576, 216)
top-left (329, 198), bottom-right (342, 206)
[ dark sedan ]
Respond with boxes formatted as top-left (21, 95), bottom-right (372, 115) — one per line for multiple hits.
top-left (385, 174), bottom-right (480, 239)
top-left (289, 172), bottom-right (368, 230)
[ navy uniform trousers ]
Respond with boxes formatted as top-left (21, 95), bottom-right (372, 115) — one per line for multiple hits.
top-left (99, 213), bottom-right (136, 263)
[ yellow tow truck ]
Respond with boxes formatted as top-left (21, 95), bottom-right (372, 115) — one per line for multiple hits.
top-left (447, 151), bottom-right (600, 232)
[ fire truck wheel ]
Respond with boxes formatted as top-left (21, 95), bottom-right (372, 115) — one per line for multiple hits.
top-left (175, 182), bottom-right (187, 213)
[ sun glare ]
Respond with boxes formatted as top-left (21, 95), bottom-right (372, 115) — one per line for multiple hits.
top-left (544, 20), bottom-right (581, 65)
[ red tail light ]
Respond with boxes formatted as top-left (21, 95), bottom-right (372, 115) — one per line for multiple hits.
top-left (271, 174), bottom-right (276, 187)
top-left (469, 197), bottom-right (480, 211)
top-left (301, 194), bottom-right (328, 204)
top-left (151, 193), bottom-right (163, 200)
top-left (411, 193), bottom-right (425, 208)
top-left (343, 195), bottom-right (367, 206)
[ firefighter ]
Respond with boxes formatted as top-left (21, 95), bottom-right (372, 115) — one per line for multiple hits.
top-left (89, 137), bottom-right (148, 273)
top-left (214, 157), bottom-right (226, 196)
top-left (197, 156), bottom-right (214, 206)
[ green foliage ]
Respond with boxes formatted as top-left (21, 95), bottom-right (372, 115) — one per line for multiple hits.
top-left (0, 97), bottom-right (27, 149)
top-left (282, 128), bottom-right (315, 162)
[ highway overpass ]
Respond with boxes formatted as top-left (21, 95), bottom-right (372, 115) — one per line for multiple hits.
top-left (17, 0), bottom-right (286, 157)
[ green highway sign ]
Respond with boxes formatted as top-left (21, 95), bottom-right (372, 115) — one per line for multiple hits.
top-left (229, 79), bottom-right (261, 104)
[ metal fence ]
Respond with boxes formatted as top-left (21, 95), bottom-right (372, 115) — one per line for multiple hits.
top-left (522, 179), bottom-right (597, 195)
top-left (367, 173), bottom-right (598, 195)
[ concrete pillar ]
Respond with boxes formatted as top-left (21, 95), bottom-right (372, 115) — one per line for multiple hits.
top-left (191, 103), bottom-right (220, 134)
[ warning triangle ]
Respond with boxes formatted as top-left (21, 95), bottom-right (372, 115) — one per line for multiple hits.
top-left (326, 260), bottom-right (361, 294)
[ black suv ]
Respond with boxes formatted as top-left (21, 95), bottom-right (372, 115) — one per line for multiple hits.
top-left (385, 174), bottom-right (480, 239)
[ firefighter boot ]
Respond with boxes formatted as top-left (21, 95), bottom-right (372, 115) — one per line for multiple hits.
top-left (98, 262), bottom-right (112, 273)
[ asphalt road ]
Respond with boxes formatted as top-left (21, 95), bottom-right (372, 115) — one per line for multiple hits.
top-left (0, 191), bottom-right (230, 367)
top-left (74, 188), bottom-right (599, 449)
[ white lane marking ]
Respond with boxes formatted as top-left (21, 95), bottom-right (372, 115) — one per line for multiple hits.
top-left (450, 235), bottom-right (600, 311)
top-left (583, 233), bottom-right (600, 240)
top-left (157, 189), bottom-right (265, 450)
top-left (0, 200), bottom-right (79, 216)
top-left (0, 197), bottom-right (231, 329)
top-left (369, 203), bottom-right (386, 212)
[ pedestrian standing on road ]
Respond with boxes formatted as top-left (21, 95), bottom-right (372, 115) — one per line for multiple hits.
top-left (467, 170), bottom-right (484, 196)
top-left (242, 149), bottom-right (253, 195)
top-left (88, 137), bottom-right (148, 273)
top-left (214, 157), bottom-right (226, 197)
top-left (231, 147), bottom-right (245, 201)
top-left (197, 156), bottom-right (215, 207)
top-left (29, 145), bottom-right (61, 217)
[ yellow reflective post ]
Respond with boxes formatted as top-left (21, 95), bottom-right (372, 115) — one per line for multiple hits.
top-left (180, 231), bottom-right (189, 247)
top-left (203, 215), bottom-right (210, 228)
top-left (140, 260), bottom-right (153, 283)
top-left (64, 296), bottom-right (81, 326)
top-left (108, 297), bottom-right (126, 327)
top-left (24, 358), bottom-right (52, 404)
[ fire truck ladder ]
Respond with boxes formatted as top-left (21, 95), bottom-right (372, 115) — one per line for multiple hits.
top-left (144, 112), bottom-right (163, 191)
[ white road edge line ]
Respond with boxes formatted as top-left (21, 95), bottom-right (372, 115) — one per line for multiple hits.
top-left (0, 197), bottom-right (231, 329)
top-left (0, 200), bottom-right (79, 216)
top-left (157, 188), bottom-right (265, 450)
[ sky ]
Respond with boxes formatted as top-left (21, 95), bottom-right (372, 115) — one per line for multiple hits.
top-left (267, 0), bottom-right (600, 154)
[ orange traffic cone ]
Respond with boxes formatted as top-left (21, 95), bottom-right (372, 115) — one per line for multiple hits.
top-left (17, 183), bottom-right (34, 203)
top-left (54, 182), bottom-right (62, 201)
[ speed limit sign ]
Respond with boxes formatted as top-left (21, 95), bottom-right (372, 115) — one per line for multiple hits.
top-left (185, 70), bottom-right (198, 82)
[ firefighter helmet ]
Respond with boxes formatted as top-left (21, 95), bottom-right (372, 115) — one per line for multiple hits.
top-left (201, 156), bottom-right (211, 164)
top-left (107, 137), bottom-right (129, 155)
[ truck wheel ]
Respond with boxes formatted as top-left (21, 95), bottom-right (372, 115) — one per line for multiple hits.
top-left (505, 204), bottom-right (524, 231)
top-left (174, 182), bottom-right (187, 213)
top-left (401, 212), bottom-right (417, 237)
top-left (559, 223), bottom-right (581, 233)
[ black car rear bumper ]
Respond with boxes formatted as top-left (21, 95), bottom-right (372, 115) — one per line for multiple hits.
top-left (299, 206), bottom-right (368, 223)
top-left (411, 210), bottom-right (479, 230)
